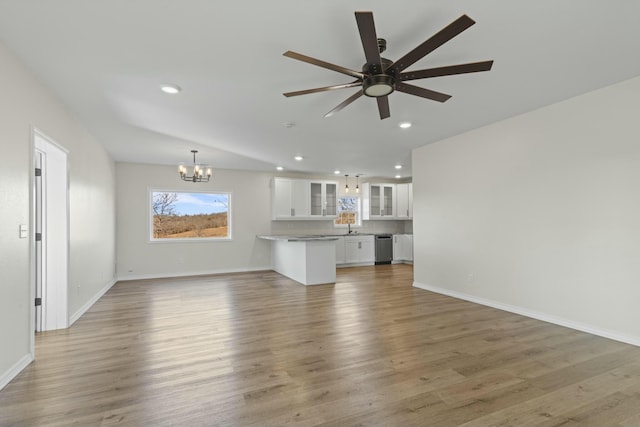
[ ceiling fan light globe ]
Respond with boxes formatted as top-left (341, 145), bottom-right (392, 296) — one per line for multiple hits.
top-left (363, 75), bottom-right (395, 97)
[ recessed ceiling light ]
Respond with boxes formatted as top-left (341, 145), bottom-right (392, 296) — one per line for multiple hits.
top-left (294, 155), bottom-right (304, 161)
top-left (395, 175), bottom-right (402, 179)
top-left (399, 122), bottom-right (412, 129)
top-left (395, 164), bottom-right (402, 169)
top-left (283, 122), bottom-right (295, 128)
top-left (160, 84), bottom-right (181, 94)
top-left (334, 170), bottom-right (341, 175)
top-left (276, 166), bottom-right (284, 171)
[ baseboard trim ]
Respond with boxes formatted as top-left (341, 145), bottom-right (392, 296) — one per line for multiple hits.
top-left (116, 266), bottom-right (272, 282)
top-left (337, 262), bottom-right (375, 268)
top-left (0, 353), bottom-right (33, 391)
top-left (413, 281), bottom-right (640, 348)
top-left (69, 278), bottom-right (117, 326)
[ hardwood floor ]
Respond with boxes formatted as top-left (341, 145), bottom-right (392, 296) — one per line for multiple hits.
top-left (2, 264), bottom-right (640, 426)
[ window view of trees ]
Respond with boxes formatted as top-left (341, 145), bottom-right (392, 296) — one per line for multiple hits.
top-left (151, 191), bottom-right (230, 239)
top-left (335, 196), bottom-right (360, 227)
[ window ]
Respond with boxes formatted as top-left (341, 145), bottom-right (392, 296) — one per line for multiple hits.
top-left (334, 196), bottom-right (361, 228)
top-left (150, 190), bottom-right (230, 241)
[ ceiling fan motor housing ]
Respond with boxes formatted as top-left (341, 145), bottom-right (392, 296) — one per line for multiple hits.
top-left (362, 58), bottom-right (396, 97)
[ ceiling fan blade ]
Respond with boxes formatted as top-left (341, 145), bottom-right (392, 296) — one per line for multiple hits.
top-left (283, 51), bottom-right (365, 79)
top-left (355, 11), bottom-right (383, 73)
top-left (283, 81), bottom-right (362, 97)
top-left (395, 82), bottom-right (451, 102)
top-left (388, 15), bottom-right (476, 74)
top-left (377, 96), bottom-right (390, 120)
top-left (399, 60), bottom-right (494, 81)
top-left (324, 90), bottom-right (363, 117)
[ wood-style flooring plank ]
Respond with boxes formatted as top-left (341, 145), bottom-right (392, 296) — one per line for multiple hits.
top-left (1, 265), bottom-right (640, 426)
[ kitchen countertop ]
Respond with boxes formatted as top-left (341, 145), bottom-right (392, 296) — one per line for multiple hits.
top-left (258, 233), bottom-right (410, 241)
top-left (257, 235), bottom-right (340, 241)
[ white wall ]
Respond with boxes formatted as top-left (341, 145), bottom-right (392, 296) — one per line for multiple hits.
top-left (413, 75), bottom-right (640, 345)
top-left (116, 167), bottom-right (412, 279)
top-left (116, 163), bottom-right (273, 279)
top-left (0, 41), bottom-right (116, 389)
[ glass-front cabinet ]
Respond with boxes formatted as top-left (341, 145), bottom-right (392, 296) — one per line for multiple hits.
top-left (370, 185), bottom-right (381, 217)
top-left (325, 182), bottom-right (337, 216)
top-left (363, 183), bottom-right (396, 219)
top-left (382, 185), bottom-right (394, 216)
top-left (310, 181), bottom-right (337, 218)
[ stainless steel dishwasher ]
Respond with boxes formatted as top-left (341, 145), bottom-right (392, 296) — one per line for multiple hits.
top-left (375, 234), bottom-right (393, 265)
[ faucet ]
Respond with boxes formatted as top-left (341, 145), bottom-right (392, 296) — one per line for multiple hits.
top-left (348, 223), bottom-right (352, 234)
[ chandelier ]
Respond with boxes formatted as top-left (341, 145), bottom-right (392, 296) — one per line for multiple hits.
top-left (178, 150), bottom-right (211, 183)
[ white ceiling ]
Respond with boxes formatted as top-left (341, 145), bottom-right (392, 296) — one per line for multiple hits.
top-left (1, 1), bottom-right (640, 179)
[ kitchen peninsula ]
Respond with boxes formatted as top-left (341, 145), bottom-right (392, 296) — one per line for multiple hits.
top-left (257, 235), bottom-right (338, 285)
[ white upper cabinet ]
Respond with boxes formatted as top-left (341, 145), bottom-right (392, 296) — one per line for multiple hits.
top-left (272, 178), bottom-right (338, 220)
top-left (396, 183), bottom-right (413, 220)
top-left (362, 182), bottom-right (412, 220)
top-left (272, 178), bottom-right (310, 220)
top-left (362, 183), bottom-right (396, 220)
top-left (309, 181), bottom-right (338, 218)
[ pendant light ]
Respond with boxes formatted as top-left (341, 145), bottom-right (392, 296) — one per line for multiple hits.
top-left (344, 174), bottom-right (349, 193)
top-left (355, 175), bottom-right (360, 193)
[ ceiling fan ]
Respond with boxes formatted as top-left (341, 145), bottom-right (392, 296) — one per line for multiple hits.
top-left (283, 11), bottom-right (493, 120)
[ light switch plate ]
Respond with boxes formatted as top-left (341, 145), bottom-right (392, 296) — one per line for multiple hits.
top-left (19, 224), bottom-right (28, 239)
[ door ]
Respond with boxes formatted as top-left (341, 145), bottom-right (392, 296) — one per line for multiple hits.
top-left (34, 131), bottom-right (69, 331)
top-left (34, 150), bottom-right (43, 331)
top-left (324, 182), bottom-right (337, 217)
top-left (291, 179), bottom-right (310, 217)
top-left (273, 178), bottom-right (293, 218)
top-left (370, 185), bottom-right (381, 217)
top-left (396, 183), bottom-right (409, 219)
top-left (310, 182), bottom-right (323, 216)
top-left (382, 185), bottom-right (395, 217)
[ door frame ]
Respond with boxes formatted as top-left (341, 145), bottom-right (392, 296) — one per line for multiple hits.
top-left (30, 128), bottom-right (69, 350)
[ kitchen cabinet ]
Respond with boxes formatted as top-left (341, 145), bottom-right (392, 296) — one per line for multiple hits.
top-left (344, 235), bottom-right (375, 264)
top-left (393, 234), bottom-right (413, 262)
top-left (272, 178), bottom-right (310, 219)
top-left (362, 183), bottom-right (396, 220)
top-left (334, 236), bottom-right (345, 264)
top-left (258, 235), bottom-right (337, 285)
top-left (310, 181), bottom-right (338, 218)
top-left (395, 183), bottom-right (413, 219)
top-left (272, 178), bottom-right (338, 220)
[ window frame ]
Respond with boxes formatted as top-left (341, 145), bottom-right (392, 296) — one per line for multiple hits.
top-left (334, 195), bottom-right (362, 229)
top-left (148, 188), bottom-right (232, 243)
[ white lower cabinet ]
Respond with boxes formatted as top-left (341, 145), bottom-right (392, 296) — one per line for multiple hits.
top-left (393, 234), bottom-right (413, 262)
top-left (344, 235), bottom-right (375, 264)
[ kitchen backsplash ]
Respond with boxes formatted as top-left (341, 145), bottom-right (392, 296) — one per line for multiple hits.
top-left (270, 220), bottom-right (412, 235)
